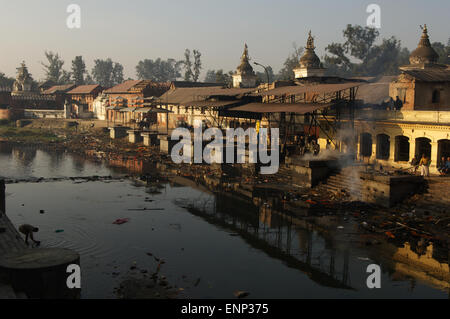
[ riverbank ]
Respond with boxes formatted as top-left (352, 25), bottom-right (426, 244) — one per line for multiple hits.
top-left (0, 119), bottom-right (448, 298)
top-left (2, 119), bottom-right (449, 245)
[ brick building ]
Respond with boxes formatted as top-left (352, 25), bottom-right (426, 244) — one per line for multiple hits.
top-left (67, 84), bottom-right (103, 112)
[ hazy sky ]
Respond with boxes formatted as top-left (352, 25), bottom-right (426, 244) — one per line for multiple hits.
top-left (0, 0), bottom-right (449, 81)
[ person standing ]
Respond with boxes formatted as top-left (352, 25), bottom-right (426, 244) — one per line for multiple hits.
top-left (419, 154), bottom-right (431, 177)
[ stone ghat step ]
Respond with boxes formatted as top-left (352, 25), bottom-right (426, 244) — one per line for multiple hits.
top-left (326, 176), bottom-right (363, 186)
top-left (325, 183), bottom-right (362, 194)
top-left (325, 177), bottom-right (363, 189)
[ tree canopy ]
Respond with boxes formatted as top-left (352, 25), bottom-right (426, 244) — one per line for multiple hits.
top-left (41, 51), bottom-right (66, 84)
top-left (91, 59), bottom-right (124, 88)
top-left (136, 58), bottom-right (182, 82)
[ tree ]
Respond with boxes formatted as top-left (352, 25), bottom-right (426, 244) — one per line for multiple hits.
top-left (341, 24), bottom-right (379, 63)
top-left (112, 63), bottom-right (124, 86)
top-left (136, 58), bottom-right (181, 81)
top-left (91, 59), bottom-right (124, 88)
top-left (215, 70), bottom-right (233, 87)
top-left (84, 73), bottom-right (95, 85)
top-left (204, 70), bottom-right (217, 83)
top-left (182, 49), bottom-right (202, 82)
top-left (0, 72), bottom-right (15, 89)
top-left (278, 44), bottom-right (304, 80)
top-left (60, 70), bottom-right (72, 84)
top-left (71, 56), bottom-right (87, 85)
top-left (256, 66), bottom-right (275, 84)
top-left (364, 37), bottom-right (408, 75)
top-left (41, 51), bottom-right (68, 84)
top-left (432, 41), bottom-right (450, 64)
top-left (192, 50), bottom-right (202, 82)
top-left (183, 49), bottom-right (193, 81)
top-left (324, 24), bottom-right (411, 76)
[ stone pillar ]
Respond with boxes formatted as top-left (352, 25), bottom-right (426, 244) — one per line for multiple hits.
top-left (389, 136), bottom-right (396, 162)
top-left (356, 134), bottom-right (361, 161)
top-left (0, 179), bottom-right (5, 214)
top-left (410, 139), bottom-right (416, 160)
top-left (430, 141), bottom-right (438, 172)
top-left (371, 141), bottom-right (377, 163)
top-left (127, 130), bottom-right (143, 143)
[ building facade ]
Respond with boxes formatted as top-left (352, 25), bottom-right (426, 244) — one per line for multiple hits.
top-left (318, 25), bottom-right (450, 173)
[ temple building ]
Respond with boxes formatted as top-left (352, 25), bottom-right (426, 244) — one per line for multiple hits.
top-left (11, 62), bottom-right (37, 97)
top-left (389, 25), bottom-right (450, 111)
top-left (232, 44), bottom-right (257, 88)
top-left (316, 25), bottom-right (450, 173)
top-left (5, 61), bottom-right (61, 113)
top-left (293, 31), bottom-right (326, 79)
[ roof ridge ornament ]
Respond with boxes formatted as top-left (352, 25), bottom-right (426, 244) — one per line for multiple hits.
top-left (306, 31), bottom-right (315, 50)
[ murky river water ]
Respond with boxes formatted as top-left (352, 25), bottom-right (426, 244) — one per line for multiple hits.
top-left (0, 143), bottom-right (448, 298)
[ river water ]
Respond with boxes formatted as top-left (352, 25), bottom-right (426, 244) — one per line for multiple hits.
top-left (0, 143), bottom-right (448, 299)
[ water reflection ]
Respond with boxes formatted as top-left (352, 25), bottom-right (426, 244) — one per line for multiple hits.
top-left (0, 143), bottom-right (117, 179)
top-left (184, 194), bottom-right (354, 290)
top-left (178, 191), bottom-right (449, 296)
top-left (2, 142), bottom-right (449, 298)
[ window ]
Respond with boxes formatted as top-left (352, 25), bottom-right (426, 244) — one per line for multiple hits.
top-left (360, 133), bottom-right (372, 157)
top-left (432, 90), bottom-right (440, 103)
top-left (395, 136), bottom-right (409, 162)
top-left (376, 134), bottom-right (390, 160)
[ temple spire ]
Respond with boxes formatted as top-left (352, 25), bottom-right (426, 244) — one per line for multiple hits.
top-left (408, 24), bottom-right (439, 65)
top-left (232, 43), bottom-right (257, 88)
top-left (306, 31), bottom-right (315, 50)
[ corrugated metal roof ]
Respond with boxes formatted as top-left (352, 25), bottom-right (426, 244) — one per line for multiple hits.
top-left (67, 84), bottom-right (102, 94)
top-left (402, 69), bottom-right (450, 82)
top-left (257, 82), bottom-right (362, 96)
top-left (170, 81), bottom-right (219, 88)
top-left (229, 103), bottom-right (332, 114)
top-left (182, 100), bottom-right (240, 108)
top-left (134, 107), bottom-right (172, 113)
top-left (104, 80), bottom-right (143, 93)
top-left (158, 87), bottom-right (258, 105)
top-left (158, 87), bottom-right (222, 104)
top-left (200, 88), bottom-right (258, 97)
top-left (118, 107), bottom-right (137, 112)
top-left (42, 84), bottom-right (76, 95)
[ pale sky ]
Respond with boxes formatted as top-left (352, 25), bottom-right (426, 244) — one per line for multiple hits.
top-left (0, 0), bottom-right (449, 81)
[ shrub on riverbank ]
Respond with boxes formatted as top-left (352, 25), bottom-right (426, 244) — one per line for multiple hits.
top-left (0, 125), bottom-right (63, 143)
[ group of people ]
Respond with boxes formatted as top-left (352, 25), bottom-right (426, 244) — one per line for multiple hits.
top-left (437, 156), bottom-right (450, 175)
top-left (410, 154), bottom-right (450, 177)
top-left (295, 133), bottom-right (321, 156)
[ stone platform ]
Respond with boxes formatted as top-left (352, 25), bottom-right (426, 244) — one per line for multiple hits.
top-left (0, 248), bottom-right (80, 299)
top-left (360, 173), bottom-right (424, 208)
top-left (286, 156), bottom-right (340, 187)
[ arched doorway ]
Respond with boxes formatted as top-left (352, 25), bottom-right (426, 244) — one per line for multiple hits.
top-left (376, 134), bottom-right (390, 160)
top-left (415, 137), bottom-right (431, 158)
top-left (437, 139), bottom-right (450, 162)
top-left (360, 133), bottom-right (372, 157)
top-left (395, 136), bottom-right (410, 162)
